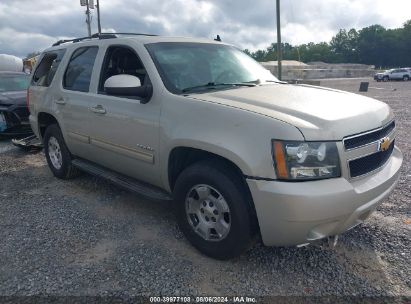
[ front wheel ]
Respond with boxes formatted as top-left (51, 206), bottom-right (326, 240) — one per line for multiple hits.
top-left (44, 124), bottom-right (80, 179)
top-left (383, 76), bottom-right (389, 82)
top-left (173, 160), bottom-right (254, 260)
top-left (403, 75), bottom-right (409, 81)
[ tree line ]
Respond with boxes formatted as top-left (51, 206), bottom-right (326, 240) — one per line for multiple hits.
top-left (244, 20), bottom-right (411, 68)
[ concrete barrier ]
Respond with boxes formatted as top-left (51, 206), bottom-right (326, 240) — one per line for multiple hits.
top-left (261, 61), bottom-right (375, 80)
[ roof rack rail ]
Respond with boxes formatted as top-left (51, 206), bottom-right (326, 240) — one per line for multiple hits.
top-left (107, 32), bottom-right (158, 37)
top-left (52, 32), bottom-right (158, 46)
top-left (52, 39), bottom-right (73, 47)
top-left (91, 33), bottom-right (117, 39)
top-left (52, 35), bottom-right (94, 47)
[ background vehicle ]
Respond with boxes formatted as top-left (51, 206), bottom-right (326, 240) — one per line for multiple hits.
top-left (28, 34), bottom-right (402, 259)
top-left (374, 68), bottom-right (410, 81)
top-left (0, 71), bottom-right (31, 135)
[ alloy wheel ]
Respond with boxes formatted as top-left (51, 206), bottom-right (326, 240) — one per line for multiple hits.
top-left (48, 136), bottom-right (63, 169)
top-left (185, 184), bottom-right (231, 241)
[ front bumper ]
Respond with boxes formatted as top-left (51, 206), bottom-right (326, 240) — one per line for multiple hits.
top-left (247, 146), bottom-right (403, 246)
top-left (0, 104), bottom-right (32, 135)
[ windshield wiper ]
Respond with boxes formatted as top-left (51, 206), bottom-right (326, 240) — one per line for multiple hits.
top-left (245, 79), bottom-right (286, 85)
top-left (265, 79), bottom-right (287, 84)
top-left (182, 82), bottom-right (256, 93)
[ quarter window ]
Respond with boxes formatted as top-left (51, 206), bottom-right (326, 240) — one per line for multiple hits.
top-left (63, 47), bottom-right (98, 92)
top-left (31, 49), bottom-right (65, 87)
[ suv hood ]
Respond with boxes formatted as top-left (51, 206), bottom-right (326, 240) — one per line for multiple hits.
top-left (189, 84), bottom-right (393, 140)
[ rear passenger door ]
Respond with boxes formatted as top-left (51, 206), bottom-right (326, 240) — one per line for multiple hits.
top-left (399, 69), bottom-right (408, 78)
top-left (58, 46), bottom-right (99, 157)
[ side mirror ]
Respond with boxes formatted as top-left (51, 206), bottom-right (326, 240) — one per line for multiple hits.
top-left (104, 74), bottom-right (152, 101)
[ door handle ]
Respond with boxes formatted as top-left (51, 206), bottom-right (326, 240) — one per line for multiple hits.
top-left (55, 97), bottom-right (66, 105)
top-left (90, 105), bottom-right (106, 114)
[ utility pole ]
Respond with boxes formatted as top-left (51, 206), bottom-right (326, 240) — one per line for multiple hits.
top-left (96, 0), bottom-right (102, 35)
top-left (85, 0), bottom-right (92, 37)
top-left (276, 0), bottom-right (282, 80)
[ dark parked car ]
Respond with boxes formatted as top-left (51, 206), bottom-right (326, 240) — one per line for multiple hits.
top-left (0, 71), bottom-right (31, 135)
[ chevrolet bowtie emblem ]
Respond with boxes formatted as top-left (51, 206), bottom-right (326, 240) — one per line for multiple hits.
top-left (379, 137), bottom-right (391, 152)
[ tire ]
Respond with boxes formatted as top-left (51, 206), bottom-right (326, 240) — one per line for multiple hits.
top-left (403, 75), bottom-right (409, 81)
top-left (383, 76), bottom-right (389, 82)
top-left (173, 160), bottom-right (254, 260)
top-left (43, 124), bottom-right (80, 179)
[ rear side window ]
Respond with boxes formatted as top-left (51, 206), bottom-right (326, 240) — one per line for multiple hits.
top-left (63, 46), bottom-right (98, 92)
top-left (31, 49), bottom-right (65, 87)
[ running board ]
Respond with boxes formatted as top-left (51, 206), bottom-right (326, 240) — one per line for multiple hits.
top-left (72, 159), bottom-right (172, 201)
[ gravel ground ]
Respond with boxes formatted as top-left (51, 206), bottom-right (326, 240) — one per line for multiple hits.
top-left (0, 78), bottom-right (410, 302)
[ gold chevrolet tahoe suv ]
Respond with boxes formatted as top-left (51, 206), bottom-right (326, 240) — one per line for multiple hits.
top-left (28, 33), bottom-right (403, 259)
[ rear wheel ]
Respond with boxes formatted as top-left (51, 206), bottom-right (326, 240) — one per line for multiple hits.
top-left (173, 160), bottom-right (254, 260)
top-left (44, 124), bottom-right (80, 179)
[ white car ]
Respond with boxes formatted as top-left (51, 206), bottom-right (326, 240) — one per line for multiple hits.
top-left (374, 68), bottom-right (410, 82)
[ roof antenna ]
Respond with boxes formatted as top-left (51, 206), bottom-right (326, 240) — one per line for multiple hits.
top-left (214, 35), bottom-right (222, 42)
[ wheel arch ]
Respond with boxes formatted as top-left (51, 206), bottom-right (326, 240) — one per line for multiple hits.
top-left (38, 112), bottom-right (60, 139)
top-left (167, 145), bottom-right (251, 191)
top-left (167, 145), bottom-right (260, 234)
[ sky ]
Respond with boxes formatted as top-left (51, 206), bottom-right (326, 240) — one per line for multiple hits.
top-left (0, 0), bottom-right (410, 58)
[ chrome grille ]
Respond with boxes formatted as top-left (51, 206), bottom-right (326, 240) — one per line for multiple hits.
top-left (344, 121), bottom-right (395, 150)
top-left (349, 141), bottom-right (394, 177)
top-left (344, 121), bottom-right (396, 178)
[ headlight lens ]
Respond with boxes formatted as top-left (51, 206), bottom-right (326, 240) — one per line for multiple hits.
top-left (272, 141), bottom-right (341, 180)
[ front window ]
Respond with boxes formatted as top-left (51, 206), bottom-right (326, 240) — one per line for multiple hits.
top-left (146, 42), bottom-right (278, 94)
top-left (0, 74), bottom-right (29, 92)
top-left (98, 45), bottom-right (149, 98)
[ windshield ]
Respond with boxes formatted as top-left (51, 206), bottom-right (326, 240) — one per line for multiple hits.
top-left (0, 74), bottom-right (29, 92)
top-left (145, 42), bottom-right (278, 94)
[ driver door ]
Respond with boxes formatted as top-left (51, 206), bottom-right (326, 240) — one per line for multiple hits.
top-left (85, 45), bottom-right (162, 187)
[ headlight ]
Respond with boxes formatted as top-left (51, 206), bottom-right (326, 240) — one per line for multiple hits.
top-left (272, 140), bottom-right (341, 180)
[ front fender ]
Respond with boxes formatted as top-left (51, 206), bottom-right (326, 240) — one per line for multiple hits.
top-left (159, 94), bottom-right (304, 191)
